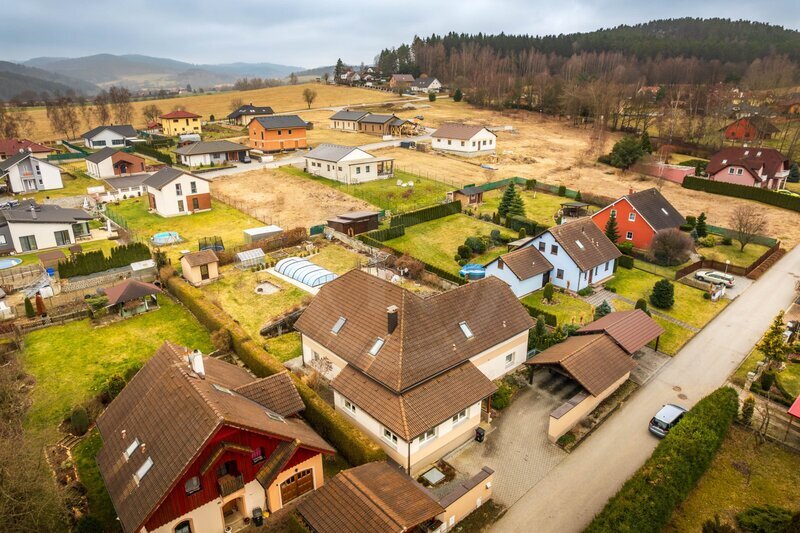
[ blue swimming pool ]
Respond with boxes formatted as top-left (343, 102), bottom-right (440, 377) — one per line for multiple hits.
top-left (0, 258), bottom-right (22, 270)
top-left (151, 231), bottom-right (181, 246)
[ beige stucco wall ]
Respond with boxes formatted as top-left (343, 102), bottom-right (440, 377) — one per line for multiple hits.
top-left (469, 330), bottom-right (529, 381)
top-left (180, 259), bottom-right (219, 286)
top-left (548, 373), bottom-right (630, 442)
top-left (265, 453), bottom-right (324, 513)
top-left (300, 334), bottom-right (348, 379)
top-left (436, 471), bottom-right (495, 531)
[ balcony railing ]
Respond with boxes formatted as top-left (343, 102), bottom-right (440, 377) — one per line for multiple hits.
top-left (217, 474), bottom-right (244, 497)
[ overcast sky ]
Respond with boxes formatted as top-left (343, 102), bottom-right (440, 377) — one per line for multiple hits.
top-left (4, 0), bottom-right (799, 68)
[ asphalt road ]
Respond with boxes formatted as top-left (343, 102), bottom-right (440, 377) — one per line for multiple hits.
top-left (493, 245), bottom-right (800, 533)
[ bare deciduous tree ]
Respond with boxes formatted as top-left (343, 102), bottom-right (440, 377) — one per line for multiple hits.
top-left (45, 96), bottom-right (79, 139)
top-left (108, 86), bottom-right (133, 124)
top-left (141, 104), bottom-right (163, 124)
top-left (649, 228), bottom-right (694, 265)
top-left (93, 90), bottom-right (111, 125)
top-left (729, 204), bottom-right (767, 251)
top-left (302, 88), bottom-right (318, 109)
top-left (229, 98), bottom-right (243, 112)
top-left (0, 107), bottom-right (33, 138)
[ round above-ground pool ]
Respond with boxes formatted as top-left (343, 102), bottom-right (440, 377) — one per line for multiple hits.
top-left (0, 257), bottom-right (22, 270)
top-left (151, 231), bottom-right (181, 246)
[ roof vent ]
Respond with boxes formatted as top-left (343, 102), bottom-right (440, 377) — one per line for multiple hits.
top-left (744, 150), bottom-right (749, 155)
top-left (188, 350), bottom-right (205, 378)
top-left (721, 159), bottom-right (727, 164)
top-left (756, 151), bottom-right (762, 156)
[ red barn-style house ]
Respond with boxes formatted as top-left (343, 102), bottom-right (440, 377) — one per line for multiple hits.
top-left (720, 116), bottom-right (779, 141)
top-left (96, 342), bottom-right (333, 533)
top-left (706, 147), bottom-right (790, 190)
top-left (591, 188), bottom-right (685, 250)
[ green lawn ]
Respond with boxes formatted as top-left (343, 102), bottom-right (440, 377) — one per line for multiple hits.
top-left (699, 238), bottom-right (771, 268)
top-left (666, 426), bottom-right (800, 532)
top-left (14, 238), bottom-right (118, 266)
top-left (786, 181), bottom-right (800, 194)
top-left (106, 196), bottom-right (262, 262)
top-left (280, 166), bottom-right (451, 214)
top-left (30, 166), bottom-right (99, 202)
top-left (633, 259), bottom-right (685, 279)
top-left (264, 332), bottom-right (302, 363)
top-left (309, 244), bottom-right (364, 274)
top-left (382, 214), bottom-right (513, 274)
top-left (605, 268), bottom-right (729, 329)
top-left (201, 267), bottom-right (310, 341)
top-left (613, 299), bottom-right (693, 356)
top-left (21, 295), bottom-right (213, 438)
top-left (74, 430), bottom-right (119, 531)
top-left (477, 188), bottom-right (566, 228)
top-left (522, 289), bottom-right (595, 326)
top-left (779, 362), bottom-right (800, 398)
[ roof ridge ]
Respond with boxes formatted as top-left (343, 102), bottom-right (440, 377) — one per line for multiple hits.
top-left (340, 468), bottom-right (405, 529)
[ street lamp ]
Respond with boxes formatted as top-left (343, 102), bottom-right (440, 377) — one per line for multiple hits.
top-left (725, 259), bottom-right (730, 274)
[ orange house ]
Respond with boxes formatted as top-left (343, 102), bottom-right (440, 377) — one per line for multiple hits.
top-left (248, 115), bottom-right (308, 152)
top-left (720, 117), bottom-right (779, 141)
top-left (591, 188), bottom-right (684, 250)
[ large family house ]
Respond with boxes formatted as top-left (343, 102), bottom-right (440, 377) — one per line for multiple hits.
top-left (173, 141), bottom-right (250, 168)
top-left (81, 125), bottom-right (138, 149)
top-left (706, 147), bottom-right (790, 190)
top-left (0, 151), bottom-right (63, 194)
top-left (304, 144), bottom-right (394, 184)
top-left (0, 200), bottom-right (92, 253)
top-left (431, 124), bottom-right (496, 156)
top-left (247, 115), bottom-right (308, 152)
top-left (590, 188), bottom-right (685, 249)
top-left (227, 104), bottom-right (274, 126)
top-left (160, 111), bottom-right (202, 136)
top-left (144, 167), bottom-right (211, 217)
top-left (0, 139), bottom-right (54, 160)
top-left (85, 147), bottom-right (146, 179)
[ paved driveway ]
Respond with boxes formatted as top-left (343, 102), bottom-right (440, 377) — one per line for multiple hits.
top-left (444, 371), bottom-right (577, 506)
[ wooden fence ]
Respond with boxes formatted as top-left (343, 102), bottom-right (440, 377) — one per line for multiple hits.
top-left (674, 241), bottom-right (782, 280)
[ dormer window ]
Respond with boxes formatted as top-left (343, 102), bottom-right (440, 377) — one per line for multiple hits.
top-left (134, 456), bottom-right (153, 484)
top-left (124, 438), bottom-right (140, 460)
top-left (369, 338), bottom-right (385, 356)
top-left (332, 316), bottom-right (346, 334)
top-left (459, 321), bottom-right (474, 339)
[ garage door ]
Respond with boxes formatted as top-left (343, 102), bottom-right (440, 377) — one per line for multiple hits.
top-left (280, 469), bottom-right (314, 503)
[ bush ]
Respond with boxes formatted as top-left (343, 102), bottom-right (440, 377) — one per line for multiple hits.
top-left (24, 297), bottom-right (34, 318)
top-left (58, 242), bottom-right (152, 278)
top-left (557, 185), bottom-right (567, 197)
top-left (740, 395), bottom-right (755, 426)
top-left (685, 215), bottom-right (697, 228)
top-left (650, 228), bottom-right (694, 266)
top-left (105, 375), bottom-right (126, 400)
top-left (607, 135), bottom-right (645, 169)
top-left (736, 505), bottom-right (793, 533)
top-left (635, 298), bottom-right (649, 315)
top-left (390, 201), bottom-right (461, 228)
top-left (585, 387), bottom-right (739, 533)
top-left (491, 382), bottom-right (513, 410)
top-left (464, 236), bottom-right (486, 254)
top-left (211, 328), bottom-right (233, 352)
top-left (594, 300), bottom-right (612, 319)
top-left (123, 362), bottom-right (142, 382)
top-left (453, 88), bottom-right (463, 102)
top-left (506, 215), bottom-right (540, 236)
top-left (650, 279), bottom-right (675, 309)
top-left (70, 406), bottom-right (90, 436)
top-left (617, 255), bottom-right (634, 269)
top-left (683, 176), bottom-right (800, 213)
top-left (679, 223), bottom-right (695, 232)
top-left (702, 515), bottom-right (736, 532)
top-left (577, 287), bottom-right (593, 297)
top-left (703, 292), bottom-right (712, 300)
top-left (518, 227), bottom-right (527, 239)
top-left (522, 302), bottom-right (557, 327)
top-left (557, 432), bottom-right (576, 447)
top-left (456, 245), bottom-right (472, 260)
top-left (617, 242), bottom-right (634, 256)
top-left (132, 143), bottom-right (173, 164)
top-left (359, 225), bottom-right (405, 243)
top-left (75, 515), bottom-right (104, 533)
top-left (428, 92), bottom-right (436, 102)
top-left (722, 236), bottom-right (733, 246)
top-left (397, 254), bottom-right (425, 279)
top-left (760, 370), bottom-right (776, 392)
top-left (543, 282), bottom-right (554, 303)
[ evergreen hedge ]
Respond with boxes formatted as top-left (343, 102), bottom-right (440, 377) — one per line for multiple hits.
top-left (58, 242), bottom-right (152, 278)
top-left (617, 255), bottom-right (634, 269)
top-left (505, 215), bottom-right (542, 236)
top-left (133, 144), bottom-right (173, 165)
top-left (683, 176), bottom-right (800, 212)
top-left (521, 302), bottom-right (558, 326)
top-left (164, 276), bottom-right (386, 465)
top-left (389, 201), bottom-right (461, 228)
top-left (360, 225), bottom-right (405, 242)
top-left (585, 387), bottom-right (739, 533)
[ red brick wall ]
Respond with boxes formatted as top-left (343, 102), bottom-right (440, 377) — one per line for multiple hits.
top-left (248, 122), bottom-right (308, 152)
top-left (186, 193), bottom-right (211, 213)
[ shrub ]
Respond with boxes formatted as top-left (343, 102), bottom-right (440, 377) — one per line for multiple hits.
top-left (760, 370), bottom-right (776, 392)
top-left (617, 255), bottom-right (634, 269)
top-left (594, 300), bottom-right (612, 319)
top-left (702, 515), bottom-right (736, 533)
top-left (650, 279), bottom-right (675, 309)
top-left (464, 236), bottom-right (486, 254)
top-left (722, 236), bottom-right (733, 246)
top-left (491, 382), bottom-right (513, 410)
top-left (70, 406), bottom-right (90, 436)
top-left (105, 375), bottom-right (126, 400)
top-left (740, 395), bottom-right (755, 426)
top-left (543, 282), bottom-right (554, 303)
top-left (75, 515), bottom-right (104, 533)
top-left (557, 185), bottom-right (567, 197)
top-left (635, 298), bottom-right (650, 315)
top-left (685, 215), bottom-right (697, 228)
top-left (607, 135), bottom-right (645, 169)
top-left (58, 242), bottom-right (151, 278)
top-left (557, 432), bottom-right (576, 447)
top-left (456, 245), bottom-right (472, 260)
top-left (649, 228), bottom-right (693, 265)
top-left (736, 505), bottom-right (793, 533)
top-left (703, 292), bottom-right (712, 300)
top-left (211, 328), bottom-right (233, 352)
top-left (396, 254), bottom-right (424, 279)
top-left (585, 387), bottom-right (739, 533)
top-left (696, 212), bottom-right (708, 237)
top-left (506, 215), bottom-right (539, 236)
top-left (428, 92), bottom-right (436, 102)
top-left (683, 176), bottom-right (800, 212)
top-left (518, 227), bottom-right (527, 239)
top-left (577, 287), bottom-right (593, 297)
top-left (123, 363), bottom-right (142, 382)
top-left (617, 241), bottom-right (634, 256)
top-left (390, 201), bottom-right (461, 228)
top-left (699, 235), bottom-right (717, 248)
top-left (679, 223), bottom-right (694, 232)
top-left (521, 303), bottom-right (557, 327)
top-left (24, 297), bottom-right (34, 318)
top-left (453, 88), bottom-right (463, 102)
top-left (359, 225), bottom-right (405, 243)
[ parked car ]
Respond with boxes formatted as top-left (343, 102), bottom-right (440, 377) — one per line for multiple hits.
top-left (695, 270), bottom-right (735, 287)
top-left (649, 404), bottom-right (687, 438)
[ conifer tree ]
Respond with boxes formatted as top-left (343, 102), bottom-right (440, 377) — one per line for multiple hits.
top-left (605, 213), bottom-right (620, 243)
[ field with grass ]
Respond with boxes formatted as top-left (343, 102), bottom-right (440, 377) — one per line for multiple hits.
top-left (297, 109), bottom-right (385, 147)
top-left (21, 295), bottom-right (212, 440)
top-left (13, 237), bottom-right (117, 266)
top-left (665, 426), bottom-right (800, 532)
top-left (382, 213), bottom-right (513, 274)
top-left (787, 181), bottom-right (800, 194)
top-left (201, 267), bottom-right (311, 341)
top-left (699, 239), bottom-right (771, 268)
top-left (264, 332), bottom-right (302, 363)
top-left (605, 268), bottom-right (729, 329)
top-left (309, 244), bottom-right (364, 274)
top-left (106, 196), bottom-right (262, 261)
top-left (522, 289), bottom-right (595, 326)
top-left (281, 166), bottom-right (451, 214)
top-left (476, 188), bottom-right (567, 227)
top-left (23, 84), bottom-right (404, 141)
top-left (74, 431), bottom-right (117, 530)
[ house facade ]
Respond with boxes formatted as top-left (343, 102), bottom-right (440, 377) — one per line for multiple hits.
top-left (160, 111), bottom-right (202, 136)
top-left (706, 147), bottom-right (790, 190)
top-left (432, 124), bottom-right (496, 155)
top-left (522, 220), bottom-right (621, 292)
top-left (247, 116), bottom-right (308, 152)
top-left (590, 188), bottom-right (685, 249)
top-left (173, 141), bottom-right (250, 168)
top-left (484, 245), bottom-right (553, 298)
top-left (294, 271), bottom-right (533, 475)
top-left (180, 250), bottom-right (220, 286)
top-left (0, 139), bottom-right (53, 160)
top-left (81, 125), bottom-right (138, 149)
top-left (0, 151), bottom-right (63, 194)
top-left (144, 167), bottom-right (211, 217)
top-left (85, 147), bottom-right (146, 179)
top-left (329, 110), bottom-right (368, 132)
top-left (95, 342), bottom-right (334, 533)
top-left (389, 74), bottom-right (415, 89)
top-left (720, 117), bottom-right (779, 141)
top-left (304, 144), bottom-right (394, 184)
top-left (227, 104), bottom-right (274, 126)
top-left (0, 201), bottom-right (92, 254)
top-left (410, 77), bottom-right (442, 93)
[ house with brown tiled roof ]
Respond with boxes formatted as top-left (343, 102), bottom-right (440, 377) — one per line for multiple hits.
top-left (294, 270), bottom-right (533, 475)
top-left (96, 342), bottom-right (333, 533)
top-left (484, 245), bottom-right (553, 297)
top-left (431, 123), bottom-right (496, 156)
top-left (0, 138), bottom-right (54, 160)
top-left (706, 146), bottom-right (790, 190)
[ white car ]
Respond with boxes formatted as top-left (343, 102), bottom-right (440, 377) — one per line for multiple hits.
top-left (694, 270), bottom-right (735, 287)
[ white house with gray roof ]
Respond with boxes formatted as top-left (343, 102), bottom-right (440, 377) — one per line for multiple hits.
top-left (172, 140), bottom-right (250, 168)
top-left (80, 125), bottom-right (138, 149)
top-left (0, 200), bottom-right (92, 253)
top-left (304, 144), bottom-right (394, 184)
top-left (144, 167), bottom-right (211, 217)
top-left (0, 151), bottom-right (63, 194)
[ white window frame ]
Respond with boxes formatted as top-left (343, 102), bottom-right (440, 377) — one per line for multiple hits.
top-left (134, 456), bottom-right (154, 484)
top-left (628, 212), bottom-right (636, 222)
top-left (343, 398), bottom-right (357, 416)
top-left (418, 428), bottom-right (437, 446)
top-left (505, 353), bottom-right (514, 367)
top-left (626, 231), bottom-right (634, 240)
top-left (459, 321), bottom-right (474, 339)
top-left (124, 438), bottom-right (140, 460)
top-left (610, 209), bottom-right (617, 218)
top-left (382, 427), bottom-right (399, 447)
top-left (452, 408), bottom-right (468, 425)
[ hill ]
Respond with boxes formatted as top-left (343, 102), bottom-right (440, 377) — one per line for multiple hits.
top-left (0, 61), bottom-right (99, 100)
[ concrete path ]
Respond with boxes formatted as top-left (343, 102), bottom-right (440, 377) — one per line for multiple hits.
top-left (493, 245), bottom-right (800, 533)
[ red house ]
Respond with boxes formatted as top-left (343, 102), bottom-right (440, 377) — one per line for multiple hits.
top-left (720, 117), bottom-right (779, 141)
top-left (591, 188), bottom-right (685, 250)
top-left (706, 147), bottom-right (790, 190)
top-left (96, 342), bottom-right (334, 533)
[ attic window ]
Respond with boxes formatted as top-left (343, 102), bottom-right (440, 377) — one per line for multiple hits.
top-left (575, 240), bottom-right (585, 250)
top-left (459, 321), bottom-right (474, 339)
top-left (756, 151), bottom-right (762, 156)
top-left (661, 208), bottom-right (669, 215)
top-left (212, 384), bottom-right (234, 395)
top-left (134, 457), bottom-right (154, 484)
top-left (124, 438), bottom-right (140, 460)
top-left (721, 159), bottom-right (727, 164)
top-left (369, 337), bottom-right (385, 356)
top-left (265, 409), bottom-right (285, 423)
top-left (744, 150), bottom-right (749, 155)
top-left (331, 316), bottom-right (346, 334)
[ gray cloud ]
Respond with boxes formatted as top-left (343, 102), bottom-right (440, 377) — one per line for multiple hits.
top-left (3, 0), bottom-right (798, 67)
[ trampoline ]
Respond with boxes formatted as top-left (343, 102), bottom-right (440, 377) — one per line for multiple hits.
top-left (274, 257), bottom-right (337, 288)
top-left (151, 231), bottom-right (182, 246)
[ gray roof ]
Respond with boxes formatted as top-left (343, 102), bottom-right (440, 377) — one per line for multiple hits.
top-left (81, 124), bottom-right (137, 140)
top-left (0, 200), bottom-right (92, 225)
top-left (85, 147), bottom-right (120, 164)
top-left (252, 115), bottom-right (308, 130)
top-left (330, 110), bottom-right (369, 121)
top-left (305, 144), bottom-right (368, 162)
top-left (104, 174), bottom-right (150, 190)
top-left (358, 114), bottom-right (395, 124)
top-left (625, 188), bottom-right (685, 232)
top-left (227, 104), bottom-right (274, 119)
top-left (411, 78), bottom-right (437, 88)
top-left (0, 151), bottom-right (31, 172)
top-left (144, 167), bottom-right (207, 190)
top-left (173, 140), bottom-right (249, 156)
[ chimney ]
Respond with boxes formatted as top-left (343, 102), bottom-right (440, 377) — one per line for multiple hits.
top-left (188, 350), bottom-right (205, 378)
top-left (628, 187), bottom-right (633, 195)
top-left (387, 305), bottom-right (399, 335)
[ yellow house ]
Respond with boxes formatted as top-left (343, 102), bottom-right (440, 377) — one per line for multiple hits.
top-left (160, 110), bottom-right (202, 136)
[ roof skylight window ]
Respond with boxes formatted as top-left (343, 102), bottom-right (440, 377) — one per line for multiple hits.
top-left (332, 316), bottom-right (346, 334)
top-left (459, 321), bottom-right (474, 339)
top-left (124, 438), bottom-right (140, 460)
top-left (575, 240), bottom-right (585, 250)
top-left (134, 457), bottom-right (153, 484)
top-left (369, 338), bottom-right (385, 356)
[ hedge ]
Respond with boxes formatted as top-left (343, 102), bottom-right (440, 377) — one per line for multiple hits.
top-left (360, 225), bottom-right (406, 243)
top-left (617, 255), bottom-right (634, 269)
top-left (133, 143), bottom-right (173, 165)
top-left (389, 201), bottom-right (461, 228)
top-left (521, 302), bottom-right (558, 326)
top-left (58, 242), bottom-right (152, 278)
top-left (505, 215), bottom-right (542, 236)
top-left (164, 276), bottom-right (386, 465)
top-left (683, 176), bottom-right (800, 212)
top-left (585, 387), bottom-right (739, 533)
